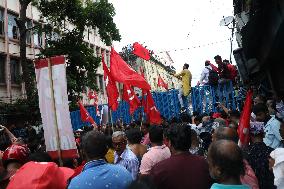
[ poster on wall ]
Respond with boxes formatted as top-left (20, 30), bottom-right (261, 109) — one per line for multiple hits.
top-left (34, 56), bottom-right (78, 159)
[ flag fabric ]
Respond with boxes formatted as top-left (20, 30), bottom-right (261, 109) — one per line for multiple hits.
top-left (110, 48), bottom-right (151, 90)
top-left (122, 84), bottom-right (140, 114)
top-left (209, 62), bottom-right (219, 73)
top-left (102, 55), bottom-right (119, 111)
top-left (140, 67), bottom-right (148, 114)
top-left (143, 91), bottom-right (162, 125)
top-left (158, 76), bottom-right (168, 90)
top-left (88, 90), bottom-right (97, 100)
top-left (132, 42), bottom-right (150, 61)
top-left (78, 101), bottom-right (95, 124)
top-left (238, 89), bottom-right (253, 147)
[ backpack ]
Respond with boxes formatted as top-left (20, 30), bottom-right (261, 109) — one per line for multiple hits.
top-left (206, 67), bottom-right (219, 85)
top-left (227, 64), bottom-right (238, 80)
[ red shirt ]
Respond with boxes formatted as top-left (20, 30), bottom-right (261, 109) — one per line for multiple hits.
top-left (151, 152), bottom-right (212, 189)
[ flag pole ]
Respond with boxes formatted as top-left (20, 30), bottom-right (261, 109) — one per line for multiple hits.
top-left (47, 58), bottom-right (63, 166)
top-left (109, 108), bottom-right (114, 132)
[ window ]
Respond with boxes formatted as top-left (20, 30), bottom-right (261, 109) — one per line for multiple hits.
top-left (10, 58), bottom-right (20, 84)
top-left (0, 56), bottom-right (5, 83)
top-left (99, 75), bottom-right (104, 94)
top-left (0, 9), bottom-right (4, 35)
top-left (26, 20), bottom-right (32, 44)
top-left (33, 23), bottom-right (42, 47)
top-left (8, 13), bottom-right (19, 40)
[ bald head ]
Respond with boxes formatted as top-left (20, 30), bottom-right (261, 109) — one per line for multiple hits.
top-left (208, 140), bottom-right (245, 180)
top-left (213, 127), bottom-right (239, 143)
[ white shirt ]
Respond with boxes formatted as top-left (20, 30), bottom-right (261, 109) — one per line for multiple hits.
top-left (264, 116), bottom-right (282, 149)
top-left (199, 65), bottom-right (212, 85)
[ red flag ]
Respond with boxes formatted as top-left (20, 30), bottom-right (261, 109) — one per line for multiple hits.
top-left (132, 42), bottom-right (150, 60)
top-left (88, 90), bottom-right (98, 100)
top-left (78, 101), bottom-right (95, 124)
top-left (157, 75), bottom-right (168, 90)
top-left (110, 48), bottom-right (151, 90)
top-left (89, 90), bottom-right (100, 116)
top-left (238, 89), bottom-right (253, 147)
top-left (209, 62), bottom-right (219, 73)
top-left (122, 84), bottom-right (140, 114)
top-left (103, 55), bottom-right (119, 111)
top-left (144, 91), bottom-right (162, 125)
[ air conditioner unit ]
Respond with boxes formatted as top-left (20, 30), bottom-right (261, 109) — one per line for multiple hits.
top-left (235, 11), bottom-right (249, 31)
top-left (233, 48), bottom-right (249, 82)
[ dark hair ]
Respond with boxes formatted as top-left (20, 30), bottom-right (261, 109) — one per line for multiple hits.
top-left (82, 130), bottom-right (108, 159)
top-left (184, 63), bottom-right (189, 69)
top-left (220, 111), bottom-right (228, 119)
top-left (253, 103), bottom-right (268, 115)
top-left (149, 126), bottom-right (163, 144)
top-left (255, 94), bottom-right (267, 104)
top-left (194, 115), bottom-right (203, 124)
top-left (62, 158), bottom-right (75, 169)
top-left (127, 176), bottom-right (156, 189)
top-left (126, 128), bottom-right (143, 144)
top-left (205, 61), bottom-right (210, 66)
top-left (142, 123), bottom-right (151, 129)
top-left (106, 135), bottom-right (113, 149)
top-left (209, 140), bottom-right (245, 178)
top-left (28, 152), bottom-right (52, 162)
top-left (104, 126), bottom-right (113, 136)
top-left (214, 55), bottom-right (222, 61)
top-left (229, 110), bottom-right (240, 118)
top-left (0, 132), bottom-right (12, 151)
top-left (223, 59), bottom-right (230, 64)
top-left (167, 123), bottom-right (191, 151)
top-left (180, 113), bottom-right (191, 123)
top-left (215, 127), bottom-right (239, 143)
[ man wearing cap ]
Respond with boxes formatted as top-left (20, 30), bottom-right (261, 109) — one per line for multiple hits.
top-left (174, 63), bottom-right (192, 112)
top-left (69, 131), bottom-right (132, 189)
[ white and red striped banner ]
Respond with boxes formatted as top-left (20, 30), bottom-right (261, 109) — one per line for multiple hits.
top-left (34, 56), bottom-right (78, 159)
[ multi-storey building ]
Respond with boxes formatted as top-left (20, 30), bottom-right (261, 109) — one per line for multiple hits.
top-left (0, 0), bottom-right (110, 104)
top-left (129, 54), bottom-right (180, 93)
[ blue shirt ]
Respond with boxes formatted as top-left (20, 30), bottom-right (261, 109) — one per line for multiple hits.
top-left (264, 116), bottom-right (282, 149)
top-left (211, 183), bottom-right (251, 189)
top-left (68, 159), bottom-right (132, 189)
top-left (114, 148), bottom-right (139, 180)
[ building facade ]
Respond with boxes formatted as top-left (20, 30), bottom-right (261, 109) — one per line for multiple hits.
top-left (233, 0), bottom-right (284, 95)
top-left (129, 55), bottom-right (180, 94)
top-left (0, 0), bottom-right (110, 104)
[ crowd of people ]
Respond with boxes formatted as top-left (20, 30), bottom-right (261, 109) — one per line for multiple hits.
top-left (1, 54), bottom-right (284, 189)
top-left (0, 91), bottom-right (284, 189)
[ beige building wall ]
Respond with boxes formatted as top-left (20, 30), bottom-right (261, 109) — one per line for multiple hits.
top-left (0, 0), bottom-right (110, 105)
top-left (131, 57), bottom-right (180, 94)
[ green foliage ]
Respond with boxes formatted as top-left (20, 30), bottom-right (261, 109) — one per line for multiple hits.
top-left (32, 0), bottom-right (120, 105)
top-left (2, 0), bottom-right (120, 123)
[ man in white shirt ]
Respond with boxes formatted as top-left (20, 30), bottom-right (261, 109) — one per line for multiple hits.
top-left (197, 60), bottom-right (212, 86)
top-left (253, 103), bottom-right (283, 149)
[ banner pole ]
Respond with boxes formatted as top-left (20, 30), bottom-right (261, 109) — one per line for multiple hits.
top-left (48, 58), bottom-right (63, 166)
top-left (109, 108), bottom-right (114, 132)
